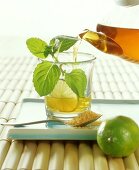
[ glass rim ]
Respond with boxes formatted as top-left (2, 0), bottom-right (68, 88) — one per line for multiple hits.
top-left (42, 51), bottom-right (96, 64)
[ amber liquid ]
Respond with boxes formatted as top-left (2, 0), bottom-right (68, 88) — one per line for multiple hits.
top-left (45, 96), bottom-right (91, 113)
top-left (79, 25), bottom-right (139, 63)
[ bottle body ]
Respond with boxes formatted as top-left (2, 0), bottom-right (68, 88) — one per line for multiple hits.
top-left (79, 6), bottom-right (139, 64)
top-left (97, 24), bottom-right (139, 63)
top-left (79, 27), bottom-right (139, 63)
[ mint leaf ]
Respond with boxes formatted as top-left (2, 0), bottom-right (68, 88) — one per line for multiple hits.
top-left (44, 45), bottom-right (53, 56)
top-left (49, 38), bottom-right (61, 54)
top-left (65, 69), bottom-right (87, 97)
top-left (33, 61), bottom-right (61, 96)
top-left (26, 38), bottom-right (47, 59)
top-left (50, 35), bottom-right (78, 52)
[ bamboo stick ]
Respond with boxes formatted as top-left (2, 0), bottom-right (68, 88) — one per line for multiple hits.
top-left (29, 90), bottom-right (40, 99)
top-left (5, 71), bottom-right (15, 80)
top-left (79, 142), bottom-right (94, 170)
top-left (19, 65), bottom-right (29, 72)
top-left (6, 80), bottom-right (18, 90)
top-left (0, 72), bottom-right (7, 81)
top-left (16, 80), bottom-right (26, 91)
top-left (8, 90), bottom-right (21, 103)
top-left (0, 118), bottom-right (7, 135)
top-left (108, 156), bottom-right (125, 170)
top-left (18, 57), bottom-right (31, 65)
top-left (17, 141), bottom-right (37, 169)
top-left (14, 71), bottom-right (25, 80)
top-left (0, 80), bottom-right (9, 90)
top-left (0, 119), bottom-right (15, 140)
top-left (17, 90), bottom-right (30, 103)
top-left (1, 140), bottom-right (24, 169)
top-left (92, 143), bottom-right (109, 170)
top-left (23, 57), bottom-right (33, 65)
top-left (0, 102), bottom-right (6, 113)
top-left (0, 90), bottom-right (13, 103)
top-left (5, 62), bottom-right (19, 72)
top-left (32, 141), bottom-right (50, 170)
top-left (135, 147), bottom-right (139, 165)
top-left (124, 153), bottom-right (139, 170)
top-left (30, 57), bottom-right (38, 66)
top-left (0, 102), bottom-right (15, 120)
top-left (64, 141), bottom-right (79, 170)
top-left (9, 103), bottom-right (22, 120)
top-left (23, 79), bottom-right (33, 91)
top-left (22, 71), bottom-right (31, 81)
top-left (48, 141), bottom-right (64, 170)
top-left (0, 140), bottom-right (11, 169)
top-left (0, 89), bottom-right (4, 97)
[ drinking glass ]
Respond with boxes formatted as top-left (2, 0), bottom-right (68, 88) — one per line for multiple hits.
top-left (44, 52), bottom-right (96, 119)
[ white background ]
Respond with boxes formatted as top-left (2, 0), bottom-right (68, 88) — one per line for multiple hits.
top-left (0, 0), bottom-right (116, 38)
top-left (0, 0), bottom-right (128, 57)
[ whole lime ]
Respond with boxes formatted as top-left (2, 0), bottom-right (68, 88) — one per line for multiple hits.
top-left (97, 115), bottom-right (139, 157)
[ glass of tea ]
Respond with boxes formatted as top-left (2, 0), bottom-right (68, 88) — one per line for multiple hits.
top-left (44, 52), bottom-right (96, 119)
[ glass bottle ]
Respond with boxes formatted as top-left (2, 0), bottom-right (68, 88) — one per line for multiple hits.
top-left (79, 5), bottom-right (139, 64)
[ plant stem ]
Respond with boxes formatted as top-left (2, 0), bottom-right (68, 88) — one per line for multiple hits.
top-left (59, 64), bottom-right (66, 76)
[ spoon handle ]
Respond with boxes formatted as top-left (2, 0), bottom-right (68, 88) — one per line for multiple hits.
top-left (0, 119), bottom-right (58, 127)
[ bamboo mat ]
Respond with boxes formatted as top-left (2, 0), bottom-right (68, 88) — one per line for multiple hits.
top-left (0, 56), bottom-right (139, 170)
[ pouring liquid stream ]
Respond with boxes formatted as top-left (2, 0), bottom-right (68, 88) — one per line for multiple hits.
top-left (79, 25), bottom-right (139, 64)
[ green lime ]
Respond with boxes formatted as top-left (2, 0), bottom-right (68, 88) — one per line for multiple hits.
top-left (97, 115), bottom-right (139, 157)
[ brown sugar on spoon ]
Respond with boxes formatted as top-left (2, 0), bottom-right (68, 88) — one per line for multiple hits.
top-left (66, 110), bottom-right (102, 127)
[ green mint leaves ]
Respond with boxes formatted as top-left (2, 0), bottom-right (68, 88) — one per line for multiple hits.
top-left (50, 35), bottom-right (79, 53)
top-left (26, 35), bottom-right (78, 59)
top-left (33, 61), bottom-right (61, 96)
top-left (26, 35), bottom-right (87, 97)
top-left (26, 38), bottom-right (47, 59)
top-left (65, 69), bottom-right (87, 97)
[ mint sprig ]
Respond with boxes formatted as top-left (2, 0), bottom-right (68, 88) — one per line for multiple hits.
top-left (26, 35), bottom-right (87, 97)
top-left (26, 35), bottom-right (78, 59)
